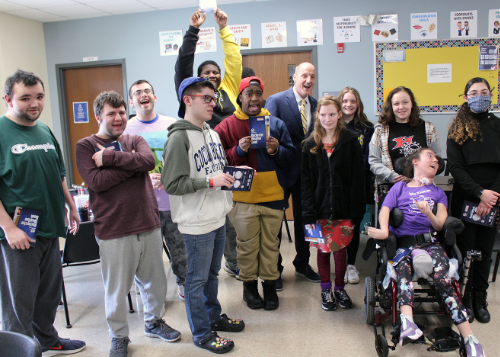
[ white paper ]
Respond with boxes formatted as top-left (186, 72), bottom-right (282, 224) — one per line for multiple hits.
top-left (450, 10), bottom-right (477, 39)
top-left (159, 30), bottom-right (182, 56)
top-left (410, 12), bottom-right (438, 40)
top-left (384, 50), bottom-right (405, 62)
top-left (196, 27), bottom-right (217, 53)
top-left (229, 24), bottom-right (252, 50)
top-left (372, 14), bottom-right (398, 42)
top-left (296, 19), bottom-right (323, 46)
top-left (427, 64), bottom-right (452, 83)
top-left (489, 9), bottom-right (500, 38)
top-left (199, 0), bottom-right (216, 13)
top-left (261, 22), bottom-right (287, 48)
top-left (334, 16), bottom-right (360, 43)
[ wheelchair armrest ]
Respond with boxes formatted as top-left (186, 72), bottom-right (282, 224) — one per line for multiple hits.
top-left (442, 217), bottom-right (464, 246)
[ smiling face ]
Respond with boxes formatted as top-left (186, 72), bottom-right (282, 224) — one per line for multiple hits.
top-left (318, 104), bottom-right (340, 133)
top-left (391, 91), bottom-right (412, 122)
top-left (239, 83), bottom-right (263, 116)
top-left (341, 92), bottom-right (358, 119)
top-left (4, 82), bottom-right (45, 125)
top-left (293, 63), bottom-right (316, 99)
top-left (200, 64), bottom-right (221, 89)
top-left (129, 82), bottom-right (156, 116)
top-left (413, 149), bottom-right (439, 178)
top-left (96, 103), bottom-right (127, 139)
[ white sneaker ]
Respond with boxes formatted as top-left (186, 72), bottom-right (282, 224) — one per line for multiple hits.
top-left (178, 285), bottom-right (185, 301)
top-left (344, 265), bottom-right (360, 284)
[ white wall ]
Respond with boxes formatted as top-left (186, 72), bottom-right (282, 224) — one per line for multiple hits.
top-left (0, 12), bottom-right (52, 128)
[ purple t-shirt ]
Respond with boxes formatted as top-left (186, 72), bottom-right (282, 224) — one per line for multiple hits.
top-left (123, 115), bottom-right (176, 211)
top-left (382, 181), bottom-right (448, 237)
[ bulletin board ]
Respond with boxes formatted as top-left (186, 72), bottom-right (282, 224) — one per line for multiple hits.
top-left (375, 38), bottom-right (500, 114)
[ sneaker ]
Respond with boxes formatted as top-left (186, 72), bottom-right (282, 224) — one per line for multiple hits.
top-left (276, 273), bottom-right (283, 291)
top-left (295, 265), bottom-right (321, 282)
top-left (344, 265), bottom-right (360, 284)
top-left (109, 337), bottom-right (130, 357)
top-left (42, 338), bottom-right (86, 356)
top-left (334, 288), bottom-right (353, 309)
top-left (144, 319), bottom-right (181, 342)
top-left (178, 284), bottom-right (185, 301)
top-left (463, 335), bottom-right (486, 357)
top-left (399, 314), bottom-right (423, 346)
top-left (210, 313), bottom-right (245, 332)
top-left (223, 265), bottom-right (241, 280)
top-left (321, 289), bottom-right (337, 311)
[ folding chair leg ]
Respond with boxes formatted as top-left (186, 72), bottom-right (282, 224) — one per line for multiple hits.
top-left (492, 252), bottom-right (500, 283)
top-left (283, 212), bottom-right (292, 243)
top-left (127, 292), bottom-right (134, 313)
top-left (163, 240), bottom-right (171, 262)
top-left (61, 279), bottom-right (72, 328)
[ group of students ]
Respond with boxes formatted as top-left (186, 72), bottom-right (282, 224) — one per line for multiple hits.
top-left (0, 6), bottom-right (498, 357)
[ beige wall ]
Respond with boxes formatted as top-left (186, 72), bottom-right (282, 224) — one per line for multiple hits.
top-left (0, 12), bottom-right (52, 128)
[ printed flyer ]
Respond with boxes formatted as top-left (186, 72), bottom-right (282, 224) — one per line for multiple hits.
top-left (489, 9), bottom-right (500, 37)
top-left (372, 14), bottom-right (398, 42)
top-left (261, 21), bottom-right (287, 48)
top-left (229, 24), bottom-right (252, 49)
top-left (410, 12), bottom-right (438, 40)
top-left (196, 27), bottom-right (217, 53)
top-left (296, 19), bottom-right (323, 46)
top-left (450, 10), bottom-right (477, 39)
top-left (333, 16), bottom-right (360, 43)
top-left (159, 30), bottom-right (182, 56)
top-left (479, 46), bottom-right (499, 71)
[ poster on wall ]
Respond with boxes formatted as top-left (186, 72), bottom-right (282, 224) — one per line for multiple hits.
top-left (261, 21), bottom-right (287, 48)
top-left (479, 46), bottom-right (499, 71)
top-left (427, 64), bottom-right (452, 83)
top-left (196, 27), bottom-right (217, 53)
top-left (372, 14), bottom-right (398, 42)
top-left (159, 30), bottom-right (182, 56)
top-left (333, 16), bottom-right (360, 43)
top-left (450, 10), bottom-right (477, 39)
top-left (489, 9), bottom-right (500, 37)
top-left (296, 19), bottom-right (323, 46)
top-left (410, 12), bottom-right (437, 40)
top-left (229, 24), bottom-right (252, 49)
top-left (73, 102), bottom-right (89, 124)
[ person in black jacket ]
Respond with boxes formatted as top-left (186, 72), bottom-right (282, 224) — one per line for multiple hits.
top-left (301, 96), bottom-right (365, 311)
top-left (447, 77), bottom-right (500, 324)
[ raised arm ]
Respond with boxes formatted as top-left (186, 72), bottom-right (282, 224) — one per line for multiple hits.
top-left (216, 9), bottom-right (242, 97)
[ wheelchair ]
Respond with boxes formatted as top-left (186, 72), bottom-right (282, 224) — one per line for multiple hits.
top-left (364, 158), bottom-right (482, 357)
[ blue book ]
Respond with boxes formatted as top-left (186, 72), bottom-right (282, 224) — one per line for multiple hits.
top-left (95, 140), bottom-right (123, 152)
top-left (221, 166), bottom-right (254, 191)
top-left (249, 116), bottom-right (270, 149)
top-left (13, 207), bottom-right (42, 247)
top-left (304, 223), bottom-right (324, 244)
top-left (461, 200), bottom-right (499, 228)
top-left (390, 248), bottom-right (411, 267)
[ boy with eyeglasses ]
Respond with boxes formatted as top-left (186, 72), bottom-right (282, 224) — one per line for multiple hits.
top-left (161, 77), bottom-right (244, 354)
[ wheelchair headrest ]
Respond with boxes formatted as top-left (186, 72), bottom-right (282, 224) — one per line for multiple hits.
top-left (393, 155), bottom-right (445, 176)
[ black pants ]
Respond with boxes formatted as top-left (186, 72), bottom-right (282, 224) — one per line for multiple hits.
top-left (347, 217), bottom-right (363, 266)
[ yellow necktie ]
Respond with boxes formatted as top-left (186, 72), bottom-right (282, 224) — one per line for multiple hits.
top-left (300, 99), bottom-right (307, 135)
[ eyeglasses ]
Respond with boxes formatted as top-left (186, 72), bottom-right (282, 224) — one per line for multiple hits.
top-left (132, 88), bottom-right (153, 97)
top-left (466, 89), bottom-right (493, 98)
top-left (189, 94), bottom-right (216, 104)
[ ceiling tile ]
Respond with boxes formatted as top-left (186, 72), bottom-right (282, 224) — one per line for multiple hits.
top-left (0, 0), bottom-right (29, 11)
top-left (5, 0), bottom-right (76, 7)
top-left (140, 0), bottom-right (197, 8)
top-left (41, 3), bottom-right (106, 16)
top-left (89, 0), bottom-right (153, 13)
top-left (6, 8), bottom-right (67, 21)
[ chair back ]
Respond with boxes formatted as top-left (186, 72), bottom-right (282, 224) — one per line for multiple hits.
top-left (61, 221), bottom-right (99, 266)
top-left (0, 331), bottom-right (42, 357)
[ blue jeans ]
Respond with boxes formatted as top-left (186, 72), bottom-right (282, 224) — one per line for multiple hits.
top-left (183, 224), bottom-right (225, 343)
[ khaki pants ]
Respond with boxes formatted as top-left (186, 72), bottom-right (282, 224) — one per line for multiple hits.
top-left (229, 202), bottom-right (283, 281)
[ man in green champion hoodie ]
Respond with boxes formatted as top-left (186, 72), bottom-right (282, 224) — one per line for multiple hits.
top-left (161, 77), bottom-right (244, 354)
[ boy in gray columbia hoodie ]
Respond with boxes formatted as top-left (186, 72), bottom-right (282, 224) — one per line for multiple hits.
top-left (161, 77), bottom-right (244, 354)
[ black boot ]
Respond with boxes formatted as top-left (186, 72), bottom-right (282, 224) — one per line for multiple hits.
top-left (462, 290), bottom-right (475, 323)
top-left (473, 291), bottom-right (490, 323)
top-left (243, 280), bottom-right (263, 309)
top-left (262, 280), bottom-right (279, 310)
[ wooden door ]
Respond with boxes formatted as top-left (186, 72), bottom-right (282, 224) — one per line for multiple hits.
top-left (63, 65), bottom-right (124, 186)
top-left (243, 51), bottom-right (312, 220)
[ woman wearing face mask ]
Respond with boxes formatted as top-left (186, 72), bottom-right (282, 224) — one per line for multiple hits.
top-left (447, 77), bottom-right (500, 324)
top-left (369, 86), bottom-right (441, 185)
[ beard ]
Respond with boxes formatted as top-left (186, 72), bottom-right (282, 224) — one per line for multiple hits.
top-left (19, 111), bottom-right (40, 123)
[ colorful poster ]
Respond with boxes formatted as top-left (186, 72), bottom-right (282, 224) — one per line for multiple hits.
top-left (196, 27), bottom-right (217, 53)
top-left (261, 21), bottom-right (287, 48)
top-left (229, 24), bottom-right (252, 50)
top-left (479, 46), bottom-right (499, 71)
top-left (450, 10), bottom-right (477, 39)
top-left (333, 16), bottom-right (360, 43)
top-left (159, 30), bottom-right (182, 56)
top-left (410, 12), bottom-right (437, 40)
top-left (489, 9), bottom-right (500, 38)
top-left (372, 14), bottom-right (398, 42)
top-left (296, 19), bottom-right (323, 46)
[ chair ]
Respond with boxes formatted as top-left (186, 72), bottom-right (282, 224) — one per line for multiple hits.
top-left (491, 230), bottom-right (500, 283)
top-left (61, 221), bottom-right (134, 328)
top-left (0, 331), bottom-right (42, 357)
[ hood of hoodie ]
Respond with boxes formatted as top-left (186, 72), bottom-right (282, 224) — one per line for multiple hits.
top-left (167, 119), bottom-right (210, 137)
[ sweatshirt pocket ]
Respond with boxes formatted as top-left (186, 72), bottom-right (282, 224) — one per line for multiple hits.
top-left (198, 190), bottom-right (225, 223)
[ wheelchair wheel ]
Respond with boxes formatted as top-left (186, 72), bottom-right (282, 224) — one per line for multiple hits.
top-left (375, 334), bottom-right (389, 357)
top-left (364, 276), bottom-right (376, 325)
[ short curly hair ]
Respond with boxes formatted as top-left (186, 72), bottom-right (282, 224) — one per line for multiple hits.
top-left (93, 91), bottom-right (126, 119)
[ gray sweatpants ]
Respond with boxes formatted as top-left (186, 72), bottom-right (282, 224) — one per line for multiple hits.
top-left (0, 236), bottom-right (61, 348)
top-left (98, 228), bottom-right (167, 338)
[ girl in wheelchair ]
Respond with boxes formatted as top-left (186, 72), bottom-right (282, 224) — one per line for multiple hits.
top-left (367, 148), bottom-right (485, 357)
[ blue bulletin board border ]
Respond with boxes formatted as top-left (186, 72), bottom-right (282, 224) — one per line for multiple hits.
top-left (375, 38), bottom-right (500, 114)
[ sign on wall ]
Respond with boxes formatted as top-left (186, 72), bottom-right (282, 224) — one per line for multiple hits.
top-left (261, 21), bottom-right (287, 48)
top-left (372, 14), bottom-right (398, 42)
top-left (229, 24), bottom-right (252, 49)
top-left (489, 9), bottom-right (500, 38)
top-left (410, 12), bottom-right (437, 40)
top-left (73, 102), bottom-right (89, 124)
top-left (333, 16), bottom-right (360, 43)
top-left (159, 30), bottom-right (182, 56)
top-left (196, 27), bottom-right (217, 53)
top-left (296, 19), bottom-right (323, 46)
top-left (450, 10), bottom-right (477, 39)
